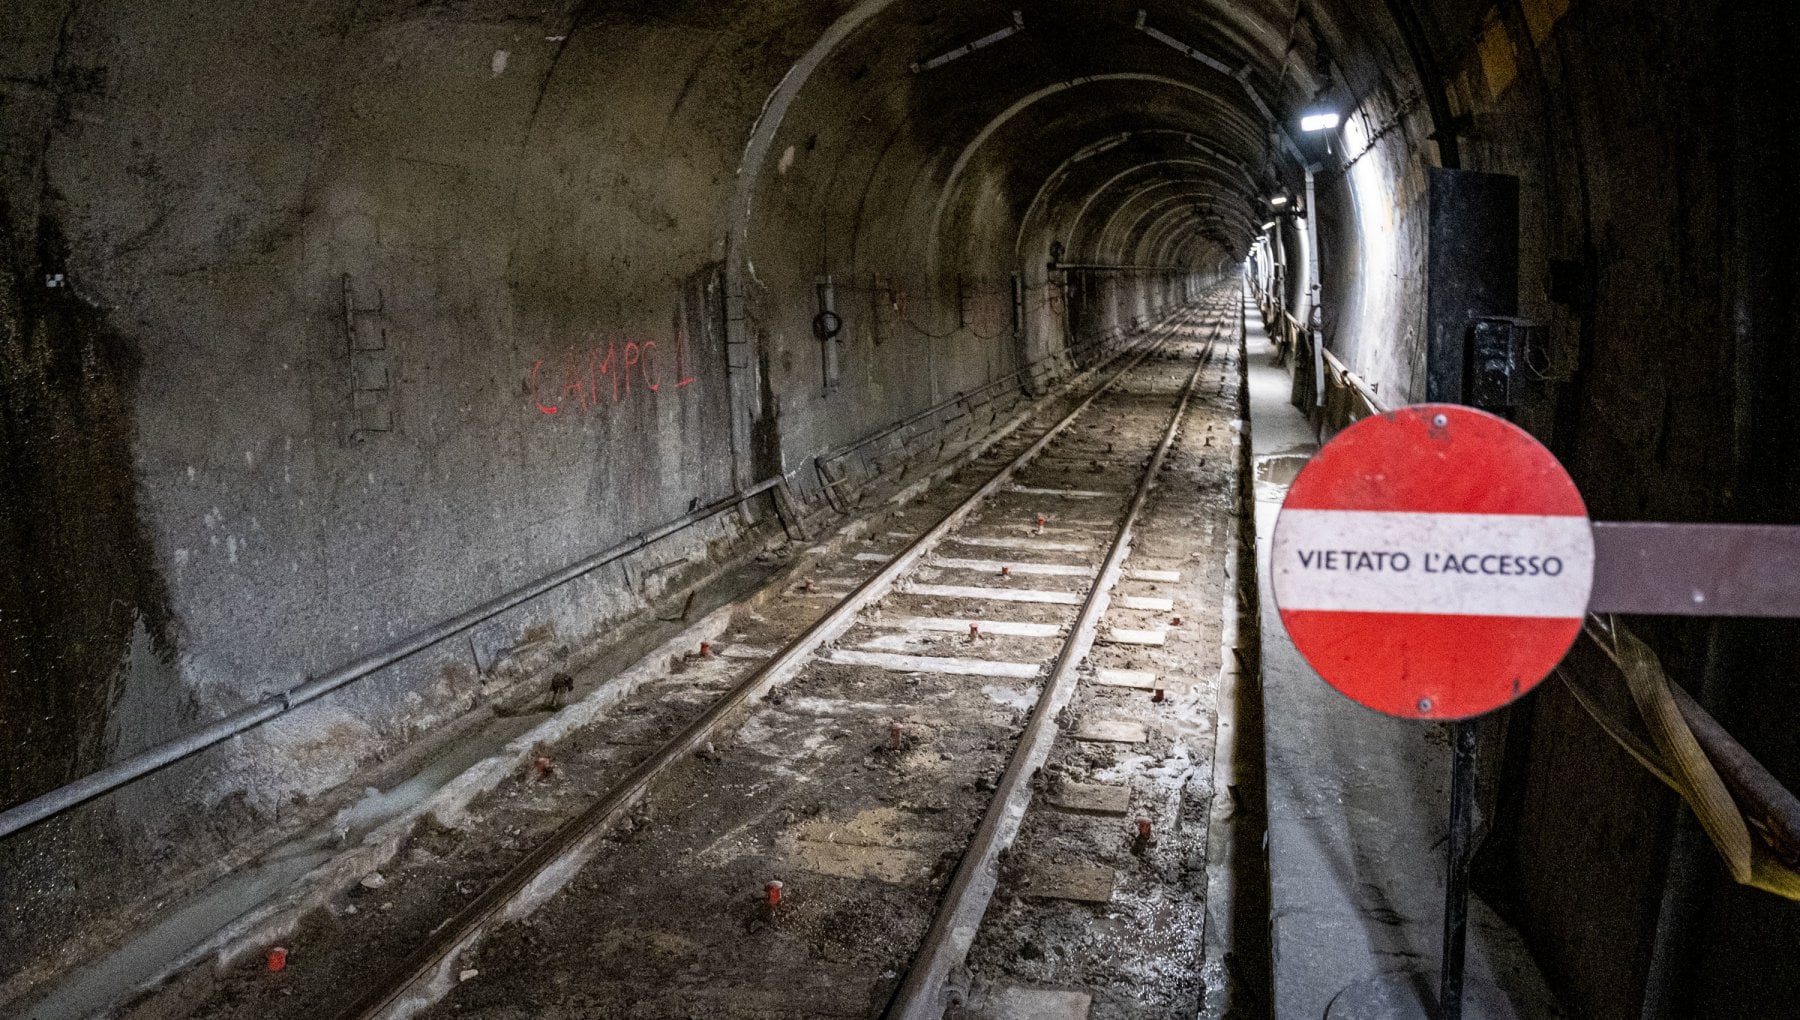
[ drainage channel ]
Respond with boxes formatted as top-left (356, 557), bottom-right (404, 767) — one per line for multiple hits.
top-left (75, 290), bottom-right (1238, 1020)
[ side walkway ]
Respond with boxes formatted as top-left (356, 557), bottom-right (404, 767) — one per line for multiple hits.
top-left (1242, 282), bottom-right (1563, 1020)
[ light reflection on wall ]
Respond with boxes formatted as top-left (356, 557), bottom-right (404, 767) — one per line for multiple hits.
top-left (1342, 102), bottom-right (1399, 384)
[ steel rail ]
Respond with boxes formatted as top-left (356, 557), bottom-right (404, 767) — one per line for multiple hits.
top-left (887, 316), bottom-right (1222, 1019)
top-left (341, 305), bottom-right (1217, 1020)
top-left (0, 476), bottom-right (784, 842)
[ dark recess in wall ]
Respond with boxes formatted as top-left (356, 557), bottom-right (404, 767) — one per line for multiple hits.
top-left (0, 201), bottom-right (176, 806)
top-left (0, 197), bottom-right (179, 976)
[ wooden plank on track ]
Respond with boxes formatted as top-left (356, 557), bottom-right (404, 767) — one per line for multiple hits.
top-left (1007, 485), bottom-right (1119, 499)
top-left (1117, 595), bottom-right (1175, 611)
top-left (885, 616), bottom-right (1061, 638)
top-left (941, 534), bottom-right (1096, 553)
top-left (1105, 627), bottom-right (1167, 646)
top-left (902, 583), bottom-right (1082, 605)
top-left (1094, 668), bottom-right (1157, 690)
top-left (822, 649), bottom-right (1043, 679)
top-left (928, 557), bottom-right (1091, 576)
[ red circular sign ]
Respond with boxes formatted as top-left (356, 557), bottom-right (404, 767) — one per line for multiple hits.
top-left (1271, 405), bottom-right (1593, 719)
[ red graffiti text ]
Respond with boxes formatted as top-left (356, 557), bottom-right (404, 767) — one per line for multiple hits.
top-left (530, 330), bottom-right (698, 416)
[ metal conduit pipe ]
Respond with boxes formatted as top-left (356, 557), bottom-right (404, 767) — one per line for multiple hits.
top-left (0, 477), bottom-right (784, 841)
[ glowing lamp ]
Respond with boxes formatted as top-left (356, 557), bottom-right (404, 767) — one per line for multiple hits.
top-left (1300, 110), bottom-right (1341, 133)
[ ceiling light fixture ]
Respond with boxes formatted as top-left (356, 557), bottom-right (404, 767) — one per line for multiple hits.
top-left (1300, 110), bottom-right (1340, 133)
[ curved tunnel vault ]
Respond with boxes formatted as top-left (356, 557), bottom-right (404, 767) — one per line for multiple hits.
top-left (4, 0), bottom-right (1799, 1015)
top-left (723, 0), bottom-right (1350, 483)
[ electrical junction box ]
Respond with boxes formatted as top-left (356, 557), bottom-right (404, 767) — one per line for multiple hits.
top-left (1468, 316), bottom-right (1541, 410)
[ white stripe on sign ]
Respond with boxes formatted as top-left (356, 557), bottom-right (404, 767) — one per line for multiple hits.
top-left (1272, 509), bottom-right (1593, 618)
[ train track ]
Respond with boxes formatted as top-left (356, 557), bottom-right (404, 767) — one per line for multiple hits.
top-left (113, 290), bottom-right (1239, 1020)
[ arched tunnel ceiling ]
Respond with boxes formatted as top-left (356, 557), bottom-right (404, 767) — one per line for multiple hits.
top-left (739, 0), bottom-right (1356, 281)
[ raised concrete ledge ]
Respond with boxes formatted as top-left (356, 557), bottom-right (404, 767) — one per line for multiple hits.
top-left (1243, 289), bottom-right (1565, 1020)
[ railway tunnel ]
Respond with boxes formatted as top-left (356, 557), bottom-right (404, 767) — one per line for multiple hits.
top-left (2, 1), bottom-right (1797, 1017)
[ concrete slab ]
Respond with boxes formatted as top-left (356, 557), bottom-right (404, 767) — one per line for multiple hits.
top-left (1117, 594), bottom-right (1175, 611)
top-left (1046, 782), bottom-right (1131, 816)
top-left (822, 649), bottom-right (1042, 679)
top-left (886, 616), bottom-right (1061, 638)
top-left (1071, 719), bottom-right (1149, 743)
top-left (1104, 627), bottom-right (1166, 646)
top-left (1127, 568), bottom-right (1181, 582)
top-left (928, 557), bottom-right (1091, 576)
top-left (1007, 485), bottom-right (1117, 498)
top-left (940, 534), bottom-right (1096, 553)
top-left (785, 841), bottom-right (929, 883)
top-left (1094, 668), bottom-right (1157, 690)
top-left (904, 583), bottom-right (1082, 605)
top-left (970, 985), bottom-right (1093, 1020)
top-left (1015, 859), bottom-right (1115, 904)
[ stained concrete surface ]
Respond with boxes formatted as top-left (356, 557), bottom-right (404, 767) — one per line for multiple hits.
top-left (1243, 286), bottom-right (1563, 1020)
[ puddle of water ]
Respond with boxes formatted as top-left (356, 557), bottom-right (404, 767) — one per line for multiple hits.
top-left (1254, 453), bottom-right (1311, 486)
top-left (24, 711), bottom-right (542, 1020)
top-left (25, 838), bottom-right (334, 1020)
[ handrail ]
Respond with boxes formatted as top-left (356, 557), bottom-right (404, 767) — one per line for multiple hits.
top-left (1250, 277), bottom-right (1380, 430)
top-left (1321, 345), bottom-right (1386, 420)
top-left (0, 477), bottom-right (784, 841)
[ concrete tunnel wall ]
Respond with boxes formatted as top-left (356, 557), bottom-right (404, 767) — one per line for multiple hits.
top-left (3, 0), bottom-right (1797, 1013)
top-left (0, 0), bottom-right (1249, 974)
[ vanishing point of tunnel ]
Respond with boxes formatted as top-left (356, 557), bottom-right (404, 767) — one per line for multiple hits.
top-left (2, 1), bottom-right (1797, 1019)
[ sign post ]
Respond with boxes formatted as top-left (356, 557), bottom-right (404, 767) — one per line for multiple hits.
top-left (1272, 403), bottom-right (1595, 1019)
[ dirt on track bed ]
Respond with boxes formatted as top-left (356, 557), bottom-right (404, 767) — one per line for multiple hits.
top-left (119, 296), bottom-right (1241, 1020)
top-left (957, 317), bottom-right (1243, 1020)
top-left (962, 377), bottom-right (1240, 1018)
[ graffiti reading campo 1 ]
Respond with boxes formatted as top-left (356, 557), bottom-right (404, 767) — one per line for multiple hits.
top-left (529, 328), bottom-right (699, 415)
